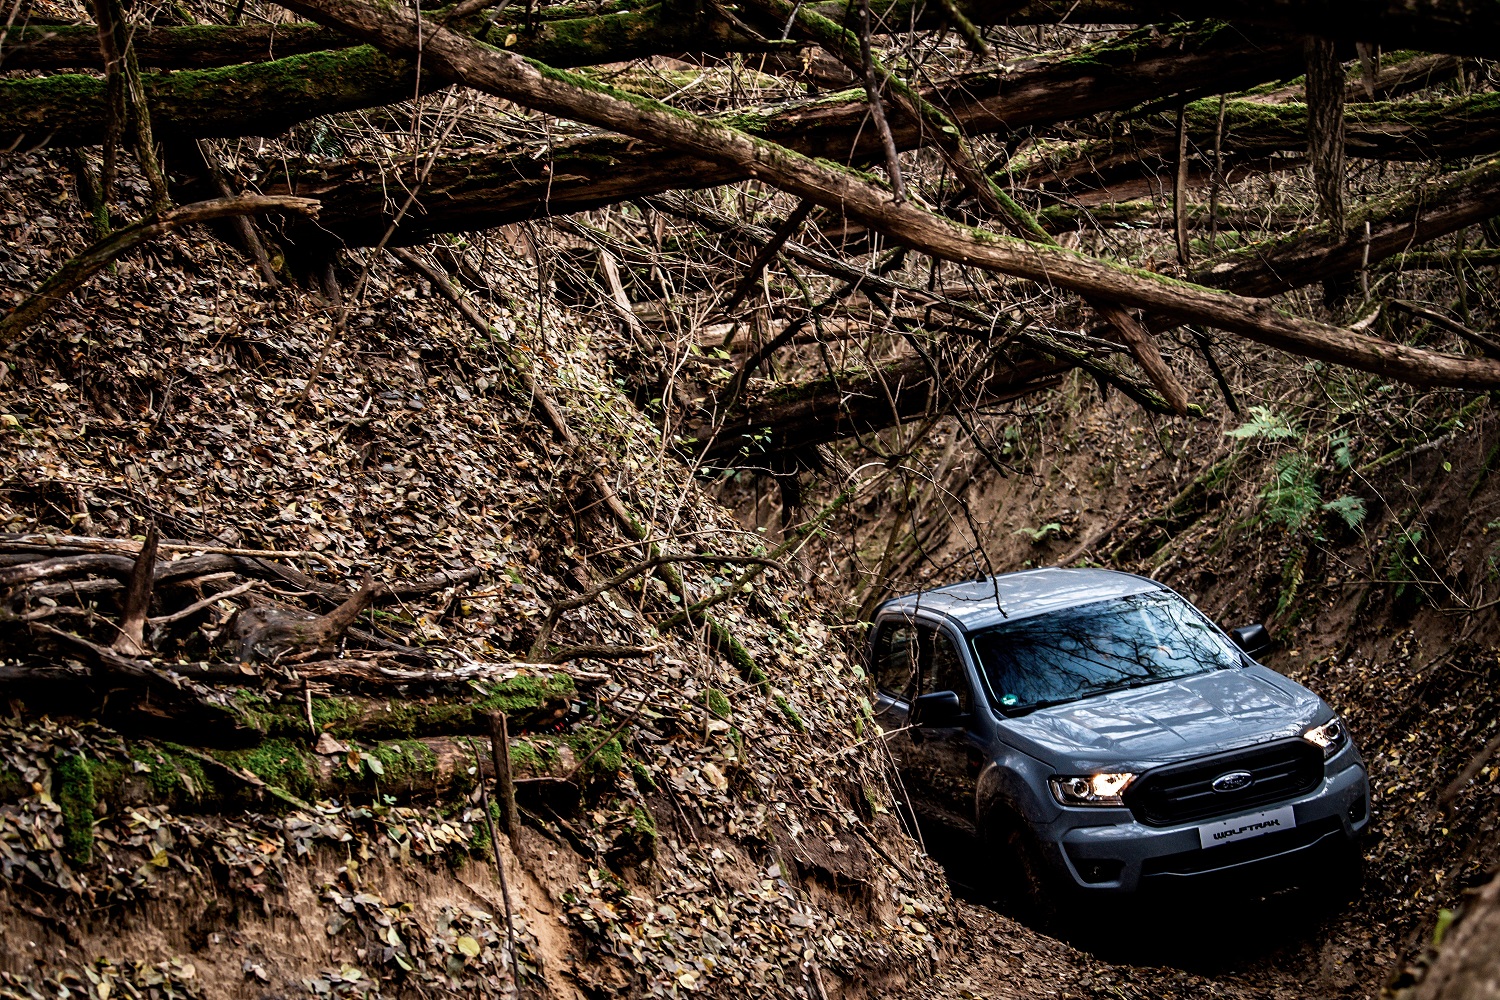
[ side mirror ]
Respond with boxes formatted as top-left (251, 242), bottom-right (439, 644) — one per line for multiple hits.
top-left (911, 690), bottom-right (964, 728)
top-left (1229, 623), bottom-right (1271, 658)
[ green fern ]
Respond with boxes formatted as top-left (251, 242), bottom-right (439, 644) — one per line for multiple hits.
top-left (1322, 494), bottom-right (1367, 530)
top-left (1227, 406), bottom-right (1301, 442)
top-left (1260, 454), bottom-right (1321, 530)
top-left (1329, 431), bottom-right (1356, 470)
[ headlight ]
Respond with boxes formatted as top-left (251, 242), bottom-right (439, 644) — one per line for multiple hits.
top-left (1302, 718), bottom-right (1347, 758)
top-left (1049, 772), bottom-right (1136, 807)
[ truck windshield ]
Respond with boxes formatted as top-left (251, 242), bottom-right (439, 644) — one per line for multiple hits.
top-left (969, 592), bottom-right (1241, 714)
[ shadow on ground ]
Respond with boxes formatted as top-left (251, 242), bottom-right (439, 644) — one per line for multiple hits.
top-left (917, 818), bottom-right (1358, 977)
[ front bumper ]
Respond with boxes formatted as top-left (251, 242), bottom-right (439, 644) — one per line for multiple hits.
top-left (1039, 744), bottom-right (1370, 894)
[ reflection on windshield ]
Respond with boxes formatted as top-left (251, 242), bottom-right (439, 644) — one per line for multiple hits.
top-left (969, 592), bottom-right (1240, 713)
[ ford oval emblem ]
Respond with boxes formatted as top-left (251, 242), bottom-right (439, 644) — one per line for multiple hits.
top-left (1211, 770), bottom-right (1254, 793)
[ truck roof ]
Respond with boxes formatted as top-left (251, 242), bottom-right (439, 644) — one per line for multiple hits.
top-left (877, 567), bottom-right (1162, 631)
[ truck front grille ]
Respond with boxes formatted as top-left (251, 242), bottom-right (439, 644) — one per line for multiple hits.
top-left (1124, 738), bottom-right (1324, 826)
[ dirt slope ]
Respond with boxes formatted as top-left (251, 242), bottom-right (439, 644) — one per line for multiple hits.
top-left (0, 152), bottom-right (952, 999)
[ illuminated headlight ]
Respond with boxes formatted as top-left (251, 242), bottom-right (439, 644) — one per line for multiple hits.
top-left (1302, 718), bottom-right (1347, 758)
top-left (1049, 773), bottom-right (1136, 807)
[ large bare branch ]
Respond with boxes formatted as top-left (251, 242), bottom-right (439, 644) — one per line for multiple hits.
top-left (1013, 92), bottom-right (1500, 197)
top-left (282, 23), bottom-right (1302, 245)
top-left (271, 0), bottom-right (1500, 392)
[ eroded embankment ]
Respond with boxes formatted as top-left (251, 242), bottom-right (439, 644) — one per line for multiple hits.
top-left (0, 152), bottom-right (955, 1000)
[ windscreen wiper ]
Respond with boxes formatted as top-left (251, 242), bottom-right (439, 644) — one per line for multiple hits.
top-left (1091, 676), bottom-right (1172, 698)
top-left (1004, 696), bottom-right (1079, 716)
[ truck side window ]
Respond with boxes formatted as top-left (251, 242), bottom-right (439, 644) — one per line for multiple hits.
top-left (924, 628), bottom-right (972, 713)
top-left (874, 623), bottom-right (919, 703)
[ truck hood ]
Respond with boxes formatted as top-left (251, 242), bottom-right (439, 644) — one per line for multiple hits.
top-left (998, 665), bottom-right (1326, 770)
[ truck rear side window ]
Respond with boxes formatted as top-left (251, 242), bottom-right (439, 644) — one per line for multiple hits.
top-left (874, 624), bottom-right (919, 702)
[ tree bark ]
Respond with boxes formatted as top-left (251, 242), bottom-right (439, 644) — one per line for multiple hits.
top-left (682, 354), bottom-right (1070, 459)
top-left (1304, 36), bottom-right (1347, 235)
top-left (1407, 872), bottom-right (1500, 999)
top-left (0, 47), bottom-right (431, 148)
top-left (4, 20), bottom-right (1300, 153)
top-left (15, 0), bottom-right (1491, 75)
top-left (269, 0), bottom-right (1500, 391)
top-left (946, 0), bottom-right (1500, 59)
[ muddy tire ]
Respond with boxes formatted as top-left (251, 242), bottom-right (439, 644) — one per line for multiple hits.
top-left (996, 822), bottom-right (1068, 931)
top-left (1325, 837), bottom-right (1366, 903)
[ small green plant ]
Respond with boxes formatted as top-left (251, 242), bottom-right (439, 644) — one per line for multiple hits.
top-left (1322, 494), bottom-right (1367, 530)
top-left (1226, 406), bottom-right (1300, 442)
top-left (1329, 430), bottom-right (1356, 470)
top-left (1014, 522), bottom-right (1062, 543)
top-left (1260, 455), bottom-right (1321, 530)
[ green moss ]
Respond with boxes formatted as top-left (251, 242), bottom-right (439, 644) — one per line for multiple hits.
top-left (506, 738), bottom-right (557, 771)
top-left (367, 740), bottom-right (441, 785)
top-left (54, 754), bottom-right (95, 864)
top-left (630, 760), bottom-right (657, 792)
top-left (705, 687), bottom-right (732, 719)
top-left (706, 615), bottom-right (767, 689)
top-left (628, 804), bottom-right (657, 840)
top-left (565, 727), bottom-right (625, 778)
top-left (774, 694), bottom-right (807, 734)
top-left (133, 744), bottom-right (215, 801)
top-left (238, 674), bottom-right (574, 742)
top-left (0, 766), bottom-right (25, 801)
top-left (215, 738), bottom-right (315, 800)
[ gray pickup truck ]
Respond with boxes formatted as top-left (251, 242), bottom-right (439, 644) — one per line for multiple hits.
top-left (870, 568), bottom-right (1370, 914)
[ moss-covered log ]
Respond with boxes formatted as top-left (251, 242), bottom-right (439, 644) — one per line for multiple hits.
top-left (0, 22), bottom-right (353, 70)
top-left (1, 46), bottom-right (429, 148)
top-left (233, 677), bottom-right (575, 741)
top-left (2, 728), bottom-right (623, 815)
top-left (1035, 200), bottom-right (1303, 233)
top-left (1193, 155), bottom-right (1500, 296)
top-left (5, 20), bottom-right (1295, 156)
top-left (949, 0), bottom-right (1500, 59)
top-left (1015, 92), bottom-right (1500, 194)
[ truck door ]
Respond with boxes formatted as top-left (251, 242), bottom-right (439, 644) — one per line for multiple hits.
top-left (904, 625), bottom-right (985, 835)
top-left (871, 618), bottom-right (983, 835)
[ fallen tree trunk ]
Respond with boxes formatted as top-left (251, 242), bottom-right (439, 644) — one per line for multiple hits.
top-left (1, 47), bottom-right (429, 148)
top-left (270, 0), bottom-right (1500, 391)
top-left (1036, 200), bottom-right (1305, 232)
top-left (1192, 155), bottom-right (1500, 296)
top-left (0, 2), bottom-right (791, 72)
top-left (954, 0), bottom-right (1500, 58)
top-left (650, 191), bottom-right (1194, 420)
top-left (1015, 92), bottom-right (1500, 194)
top-left (1406, 871), bottom-right (1500, 999)
top-left (6, 20), bottom-right (1298, 160)
top-left (0, 731), bottom-right (589, 814)
top-left (682, 353), bottom-right (1071, 461)
top-left (0, 21), bottom-right (352, 69)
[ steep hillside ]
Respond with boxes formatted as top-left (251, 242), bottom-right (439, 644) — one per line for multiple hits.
top-left (0, 152), bottom-right (960, 999)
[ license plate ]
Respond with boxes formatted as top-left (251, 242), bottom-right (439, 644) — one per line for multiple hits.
top-left (1198, 805), bottom-right (1296, 850)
